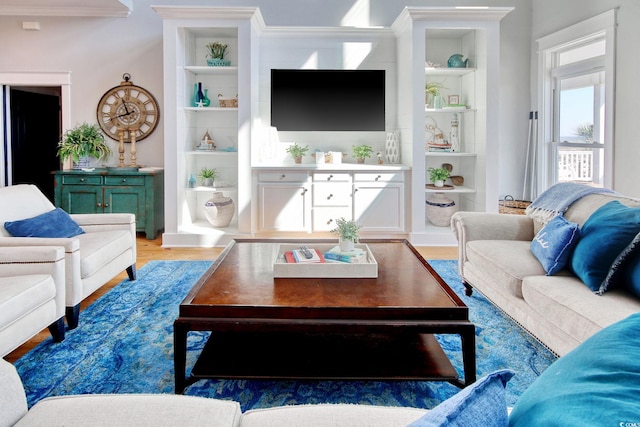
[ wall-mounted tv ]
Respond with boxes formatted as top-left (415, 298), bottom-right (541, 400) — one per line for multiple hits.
top-left (270, 69), bottom-right (385, 132)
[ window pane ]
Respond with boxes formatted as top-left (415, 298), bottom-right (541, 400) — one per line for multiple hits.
top-left (559, 76), bottom-right (595, 143)
top-left (558, 39), bottom-right (605, 66)
top-left (557, 146), bottom-right (604, 186)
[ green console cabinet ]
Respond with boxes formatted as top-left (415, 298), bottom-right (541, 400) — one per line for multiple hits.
top-left (53, 168), bottom-right (164, 239)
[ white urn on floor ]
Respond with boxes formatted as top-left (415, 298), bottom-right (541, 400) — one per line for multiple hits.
top-left (204, 192), bottom-right (235, 227)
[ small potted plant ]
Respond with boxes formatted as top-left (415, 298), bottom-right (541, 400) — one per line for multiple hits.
top-left (286, 143), bottom-right (309, 164)
top-left (428, 167), bottom-right (450, 187)
top-left (425, 81), bottom-right (446, 109)
top-left (330, 217), bottom-right (361, 252)
top-left (57, 122), bottom-right (111, 170)
top-left (205, 42), bottom-right (230, 66)
top-left (198, 167), bottom-right (217, 187)
top-left (352, 144), bottom-right (373, 163)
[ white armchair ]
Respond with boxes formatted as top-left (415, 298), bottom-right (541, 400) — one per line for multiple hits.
top-left (0, 184), bottom-right (137, 329)
top-left (0, 246), bottom-right (66, 357)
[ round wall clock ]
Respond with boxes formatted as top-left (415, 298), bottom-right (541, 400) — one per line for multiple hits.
top-left (96, 73), bottom-right (159, 143)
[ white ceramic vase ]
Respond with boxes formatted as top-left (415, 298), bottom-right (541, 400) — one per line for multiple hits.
top-left (204, 192), bottom-right (235, 227)
top-left (425, 192), bottom-right (458, 227)
top-left (385, 131), bottom-right (400, 164)
top-left (339, 237), bottom-right (355, 252)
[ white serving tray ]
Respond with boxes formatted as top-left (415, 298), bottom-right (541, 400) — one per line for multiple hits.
top-left (273, 244), bottom-right (378, 278)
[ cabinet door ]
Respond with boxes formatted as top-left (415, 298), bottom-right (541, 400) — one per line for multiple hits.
top-left (104, 186), bottom-right (146, 227)
top-left (258, 183), bottom-right (310, 232)
top-left (60, 186), bottom-right (101, 214)
top-left (353, 183), bottom-right (404, 232)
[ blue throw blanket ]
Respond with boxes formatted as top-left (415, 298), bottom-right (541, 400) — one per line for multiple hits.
top-left (525, 182), bottom-right (616, 223)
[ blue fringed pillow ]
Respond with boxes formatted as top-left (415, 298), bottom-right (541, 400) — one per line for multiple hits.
top-left (4, 208), bottom-right (84, 238)
top-left (570, 201), bottom-right (640, 291)
top-left (530, 215), bottom-right (580, 275)
top-left (407, 369), bottom-right (514, 427)
top-left (599, 231), bottom-right (640, 294)
top-left (509, 312), bottom-right (640, 426)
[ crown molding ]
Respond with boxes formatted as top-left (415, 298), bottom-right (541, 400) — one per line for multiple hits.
top-left (0, 1), bottom-right (131, 18)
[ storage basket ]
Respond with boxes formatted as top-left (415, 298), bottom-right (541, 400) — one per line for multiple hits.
top-left (218, 94), bottom-right (238, 108)
top-left (498, 195), bottom-right (531, 215)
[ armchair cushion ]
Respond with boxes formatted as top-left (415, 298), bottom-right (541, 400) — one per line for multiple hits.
top-left (4, 208), bottom-right (84, 238)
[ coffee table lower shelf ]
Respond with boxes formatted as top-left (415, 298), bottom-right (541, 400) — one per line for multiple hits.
top-left (189, 332), bottom-right (458, 383)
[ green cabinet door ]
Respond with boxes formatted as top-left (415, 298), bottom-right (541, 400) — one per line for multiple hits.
top-left (104, 186), bottom-right (146, 225)
top-left (60, 186), bottom-right (101, 214)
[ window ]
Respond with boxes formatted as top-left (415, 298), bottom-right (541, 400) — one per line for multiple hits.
top-left (536, 10), bottom-right (616, 195)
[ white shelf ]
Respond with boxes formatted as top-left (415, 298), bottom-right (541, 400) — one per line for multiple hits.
top-left (425, 67), bottom-right (476, 76)
top-left (425, 152), bottom-right (476, 157)
top-left (186, 151), bottom-right (238, 156)
top-left (425, 107), bottom-right (475, 113)
top-left (187, 186), bottom-right (238, 192)
top-left (424, 185), bottom-right (475, 194)
top-left (184, 65), bottom-right (238, 75)
top-left (184, 107), bottom-right (238, 112)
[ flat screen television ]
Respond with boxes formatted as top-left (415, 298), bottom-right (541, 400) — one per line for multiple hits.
top-left (270, 69), bottom-right (385, 131)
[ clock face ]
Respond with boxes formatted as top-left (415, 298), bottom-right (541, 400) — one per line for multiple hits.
top-left (97, 80), bottom-right (159, 142)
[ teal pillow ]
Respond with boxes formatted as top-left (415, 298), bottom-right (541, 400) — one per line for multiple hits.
top-left (4, 207), bottom-right (84, 238)
top-left (599, 231), bottom-right (640, 294)
top-left (570, 201), bottom-right (640, 291)
top-left (509, 312), bottom-right (640, 426)
top-left (407, 369), bottom-right (514, 427)
top-left (530, 215), bottom-right (580, 275)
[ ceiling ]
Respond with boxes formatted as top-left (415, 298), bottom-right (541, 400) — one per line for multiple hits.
top-left (0, 0), bottom-right (132, 17)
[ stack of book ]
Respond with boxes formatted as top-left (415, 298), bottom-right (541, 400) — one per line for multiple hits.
top-left (284, 247), bottom-right (325, 263)
top-left (427, 141), bottom-right (452, 152)
top-left (323, 246), bottom-right (367, 263)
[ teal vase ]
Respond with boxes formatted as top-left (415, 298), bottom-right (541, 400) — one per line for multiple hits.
top-left (192, 83), bottom-right (199, 107)
top-left (203, 89), bottom-right (211, 107)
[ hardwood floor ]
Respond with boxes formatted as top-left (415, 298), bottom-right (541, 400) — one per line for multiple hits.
top-left (4, 235), bottom-right (456, 363)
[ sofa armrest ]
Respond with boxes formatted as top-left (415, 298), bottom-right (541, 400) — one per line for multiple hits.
top-left (451, 212), bottom-right (535, 276)
top-left (0, 236), bottom-right (79, 252)
top-left (71, 213), bottom-right (136, 233)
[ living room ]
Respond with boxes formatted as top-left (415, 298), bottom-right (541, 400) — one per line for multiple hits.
top-left (1, 0), bottom-right (640, 425)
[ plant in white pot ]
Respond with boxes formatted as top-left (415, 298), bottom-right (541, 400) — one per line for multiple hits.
top-left (57, 122), bottom-right (111, 169)
top-left (428, 167), bottom-right (450, 187)
top-left (198, 167), bottom-right (217, 187)
top-left (330, 217), bottom-right (361, 252)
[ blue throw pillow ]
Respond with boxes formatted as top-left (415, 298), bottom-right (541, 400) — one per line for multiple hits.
top-left (570, 201), bottom-right (640, 291)
top-left (530, 215), bottom-right (580, 275)
top-left (598, 231), bottom-right (640, 294)
top-left (4, 207), bottom-right (84, 238)
top-left (407, 369), bottom-right (514, 427)
top-left (509, 312), bottom-right (640, 426)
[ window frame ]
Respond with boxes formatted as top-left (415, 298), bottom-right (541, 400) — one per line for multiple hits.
top-left (536, 9), bottom-right (616, 194)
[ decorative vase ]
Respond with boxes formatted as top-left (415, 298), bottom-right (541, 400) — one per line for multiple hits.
top-left (197, 83), bottom-right (205, 106)
top-left (434, 180), bottom-right (445, 187)
top-left (202, 178), bottom-right (214, 187)
top-left (204, 192), bottom-right (235, 227)
top-left (385, 130), bottom-right (400, 164)
top-left (73, 156), bottom-right (91, 170)
top-left (202, 89), bottom-right (211, 107)
top-left (339, 237), bottom-right (355, 252)
top-left (207, 58), bottom-right (231, 67)
top-left (433, 93), bottom-right (443, 109)
top-left (192, 83), bottom-right (199, 107)
top-left (426, 192), bottom-right (458, 227)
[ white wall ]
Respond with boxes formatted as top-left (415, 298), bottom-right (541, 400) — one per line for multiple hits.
top-left (530, 0), bottom-right (640, 197)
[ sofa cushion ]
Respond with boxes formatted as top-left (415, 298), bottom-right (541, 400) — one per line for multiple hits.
top-left (466, 240), bottom-right (546, 298)
top-left (4, 208), bottom-right (84, 238)
top-left (407, 369), bottom-right (514, 427)
top-left (77, 230), bottom-right (134, 278)
top-left (509, 312), bottom-right (640, 426)
top-left (570, 200), bottom-right (640, 291)
top-left (599, 231), bottom-right (640, 295)
top-left (530, 215), bottom-right (580, 275)
top-left (16, 394), bottom-right (242, 427)
top-left (240, 404), bottom-right (427, 427)
top-left (521, 275), bottom-right (640, 346)
top-left (0, 275), bottom-right (56, 330)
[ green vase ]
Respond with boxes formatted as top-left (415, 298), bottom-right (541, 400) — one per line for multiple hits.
top-left (203, 89), bottom-right (211, 107)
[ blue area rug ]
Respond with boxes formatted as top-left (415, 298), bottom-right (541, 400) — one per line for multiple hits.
top-left (15, 260), bottom-right (556, 410)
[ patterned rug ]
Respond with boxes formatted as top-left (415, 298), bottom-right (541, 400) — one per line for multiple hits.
top-left (15, 260), bottom-right (556, 411)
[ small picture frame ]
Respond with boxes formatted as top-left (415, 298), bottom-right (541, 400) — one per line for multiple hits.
top-left (448, 95), bottom-right (460, 105)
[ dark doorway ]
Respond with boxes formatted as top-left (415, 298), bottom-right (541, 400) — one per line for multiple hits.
top-left (9, 87), bottom-right (61, 202)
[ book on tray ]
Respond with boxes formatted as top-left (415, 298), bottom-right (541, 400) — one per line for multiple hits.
top-left (323, 246), bottom-right (367, 263)
top-left (284, 248), bottom-right (325, 263)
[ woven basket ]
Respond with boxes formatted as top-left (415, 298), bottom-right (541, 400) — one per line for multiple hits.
top-left (498, 195), bottom-right (531, 215)
top-left (218, 94), bottom-right (238, 108)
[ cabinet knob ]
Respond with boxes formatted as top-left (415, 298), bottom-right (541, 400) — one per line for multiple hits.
top-left (326, 219), bottom-right (334, 225)
top-left (327, 194), bottom-right (333, 200)
top-left (97, 203), bottom-right (102, 207)
top-left (301, 188), bottom-right (307, 195)
top-left (281, 174), bottom-right (286, 179)
top-left (121, 178), bottom-right (127, 182)
top-left (80, 178), bottom-right (85, 182)
top-left (375, 175), bottom-right (382, 181)
top-left (327, 174), bottom-right (333, 181)
top-left (104, 203), bottom-right (109, 208)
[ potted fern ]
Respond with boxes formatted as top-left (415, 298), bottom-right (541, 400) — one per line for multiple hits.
top-left (57, 122), bottom-right (111, 170)
top-left (205, 42), bottom-right (230, 66)
top-left (428, 167), bottom-right (450, 187)
top-left (330, 217), bottom-right (361, 252)
top-left (198, 167), bottom-right (217, 187)
top-left (286, 143), bottom-right (309, 164)
top-left (352, 144), bottom-right (373, 163)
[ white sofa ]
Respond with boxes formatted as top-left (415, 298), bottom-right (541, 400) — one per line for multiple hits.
top-left (451, 191), bottom-right (640, 356)
top-left (0, 184), bottom-right (137, 328)
top-left (0, 246), bottom-right (66, 357)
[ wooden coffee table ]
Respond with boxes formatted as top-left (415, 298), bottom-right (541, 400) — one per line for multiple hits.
top-left (174, 239), bottom-right (475, 394)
